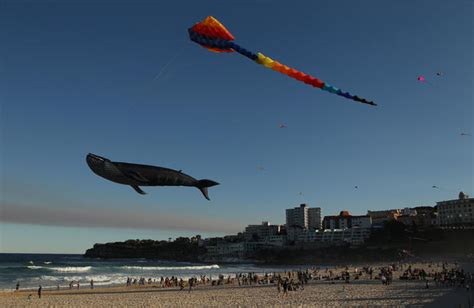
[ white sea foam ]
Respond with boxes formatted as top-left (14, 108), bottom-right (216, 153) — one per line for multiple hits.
top-left (50, 266), bottom-right (92, 272)
top-left (44, 261), bottom-right (52, 264)
top-left (27, 265), bottom-right (43, 269)
top-left (37, 275), bottom-right (126, 287)
top-left (39, 275), bottom-right (60, 281)
top-left (120, 264), bottom-right (220, 271)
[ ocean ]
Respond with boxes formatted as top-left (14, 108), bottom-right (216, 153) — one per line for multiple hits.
top-left (0, 253), bottom-right (310, 291)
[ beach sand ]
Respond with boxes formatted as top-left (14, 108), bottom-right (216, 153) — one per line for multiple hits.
top-left (0, 262), bottom-right (469, 307)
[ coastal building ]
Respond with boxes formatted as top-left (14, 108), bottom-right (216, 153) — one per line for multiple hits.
top-left (205, 242), bottom-right (246, 259)
top-left (396, 206), bottom-right (437, 229)
top-left (292, 228), bottom-right (371, 246)
top-left (243, 221), bottom-right (282, 241)
top-left (286, 204), bottom-right (321, 229)
top-left (322, 211), bottom-right (372, 230)
top-left (367, 209), bottom-right (401, 227)
top-left (436, 192), bottom-right (473, 227)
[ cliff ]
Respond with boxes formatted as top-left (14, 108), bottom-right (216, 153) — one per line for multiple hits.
top-left (84, 238), bottom-right (206, 261)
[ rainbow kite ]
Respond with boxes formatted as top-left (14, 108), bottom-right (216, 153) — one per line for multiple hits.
top-left (188, 16), bottom-right (376, 107)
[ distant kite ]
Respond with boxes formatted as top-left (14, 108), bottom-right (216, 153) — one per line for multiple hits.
top-left (279, 124), bottom-right (287, 129)
top-left (461, 132), bottom-right (471, 136)
top-left (354, 186), bottom-right (359, 189)
top-left (86, 153), bottom-right (219, 200)
top-left (417, 76), bottom-right (426, 82)
top-left (436, 72), bottom-right (443, 76)
top-left (432, 185), bottom-right (439, 189)
top-left (188, 16), bottom-right (377, 106)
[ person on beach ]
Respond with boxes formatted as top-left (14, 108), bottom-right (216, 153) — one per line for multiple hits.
top-left (188, 277), bottom-right (194, 293)
top-left (15, 281), bottom-right (20, 291)
top-left (38, 285), bottom-right (42, 299)
top-left (90, 279), bottom-right (94, 289)
top-left (283, 279), bottom-right (289, 296)
top-left (69, 281), bottom-right (73, 289)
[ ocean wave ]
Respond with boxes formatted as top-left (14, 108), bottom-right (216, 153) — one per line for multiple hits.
top-left (50, 266), bottom-right (92, 272)
top-left (44, 261), bottom-right (52, 264)
top-left (39, 275), bottom-right (60, 281)
top-left (36, 275), bottom-right (126, 287)
top-left (120, 265), bottom-right (220, 271)
top-left (27, 265), bottom-right (43, 270)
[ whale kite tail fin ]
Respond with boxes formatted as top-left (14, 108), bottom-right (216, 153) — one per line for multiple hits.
top-left (196, 179), bottom-right (219, 200)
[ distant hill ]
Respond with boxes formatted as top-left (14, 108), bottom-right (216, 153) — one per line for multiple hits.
top-left (84, 237), bottom-right (205, 262)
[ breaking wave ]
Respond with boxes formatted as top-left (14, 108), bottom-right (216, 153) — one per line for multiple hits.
top-left (27, 266), bottom-right (92, 272)
top-left (120, 265), bottom-right (220, 271)
top-left (27, 266), bottom-right (43, 270)
top-left (50, 266), bottom-right (92, 272)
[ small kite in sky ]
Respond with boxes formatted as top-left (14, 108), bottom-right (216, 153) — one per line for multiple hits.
top-left (256, 166), bottom-right (265, 171)
top-left (432, 185), bottom-right (439, 189)
top-left (279, 124), bottom-right (287, 129)
top-left (436, 72), bottom-right (443, 76)
top-left (354, 186), bottom-right (359, 189)
top-left (188, 16), bottom-right (377, 106)
top-left (417, 76), bottom-right (426, 82)
top-left (460, 132), bottom-right (471, 136)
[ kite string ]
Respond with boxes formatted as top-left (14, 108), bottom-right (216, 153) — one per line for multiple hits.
top-left (129, 46), bottom-right (187, 110)
top-left (153, 47), bottom-right (185, 82)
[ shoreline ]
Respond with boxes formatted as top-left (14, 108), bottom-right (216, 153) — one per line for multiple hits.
top-left (1, 261), bottom-right (471, 307)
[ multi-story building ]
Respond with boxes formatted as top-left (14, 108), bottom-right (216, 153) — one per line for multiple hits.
top-left (243, 221), bottom-right (281, 241)
top-left (308, 207), bottom-right (322, 230)
top-left (436, 192), bottom-right (473, 227)
top-left (396, 206), bottom-right (437, 228)
top-left (323, 211), bottom-right (372, 230)
top-left (286, 204), bottom-right (321, 229)
top-left (292, 228), bottom-right (371, 246)
top-left (367, 209), bottom-right (401, 227)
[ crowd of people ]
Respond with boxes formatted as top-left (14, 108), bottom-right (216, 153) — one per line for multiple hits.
top-left (15, 261), bottom-right (473, 299)
top-left (118, 262), bottom-right (474, 294)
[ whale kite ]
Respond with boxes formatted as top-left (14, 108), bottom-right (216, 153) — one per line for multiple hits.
top-left (86, 153), bottom-right (219, 200)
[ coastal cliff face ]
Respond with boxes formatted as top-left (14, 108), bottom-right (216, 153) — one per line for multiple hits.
top-left (84, 238), bottom-right (206, 261)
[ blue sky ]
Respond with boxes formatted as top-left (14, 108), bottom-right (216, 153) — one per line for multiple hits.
top-left (1, 0), bottom-right (472, 253)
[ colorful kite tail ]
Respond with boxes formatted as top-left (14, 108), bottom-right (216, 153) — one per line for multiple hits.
top-left (188, 16), bottom-right (377, 106)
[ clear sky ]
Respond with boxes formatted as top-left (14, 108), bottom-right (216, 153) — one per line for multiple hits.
top-left (1, 0), bottom-right (472, 253)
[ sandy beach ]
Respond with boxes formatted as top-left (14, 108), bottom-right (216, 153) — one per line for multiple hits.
top-left (1, 262), bottom-right (471, 307)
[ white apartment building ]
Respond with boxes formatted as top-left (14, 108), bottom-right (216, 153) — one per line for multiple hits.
top-left (243, 221), bottom-right (281, 241)
top-left (436, 192), bottom-right (473, 226)
top-left (286, 204), bottom-right (321, 229)
top-left (292, 228), bottom-right (371, 246)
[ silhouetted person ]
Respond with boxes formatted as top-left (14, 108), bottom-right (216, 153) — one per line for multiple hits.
top-left (38, 285), bottom-right (42, 299)
top-left (15, 282), bottom-right (20, 291)
top-left (90, 279), bottom-right (94, 289)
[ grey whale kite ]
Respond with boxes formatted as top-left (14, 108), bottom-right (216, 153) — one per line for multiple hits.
top-left (86, 153), bottom-right (219, 200)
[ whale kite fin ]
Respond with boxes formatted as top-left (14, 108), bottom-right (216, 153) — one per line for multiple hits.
top-left (131, 185), bottom-right (146, 195)
top-left (196, 179), bottom-right (219, 200)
